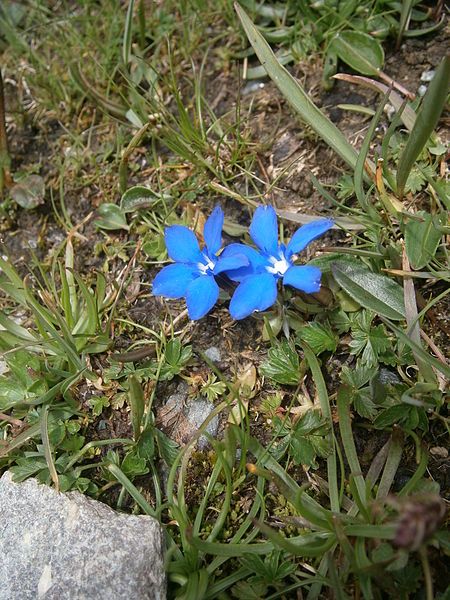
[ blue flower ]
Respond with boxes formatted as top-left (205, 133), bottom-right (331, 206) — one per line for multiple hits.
top-left (152, 206), bottom-right (248, 320)
top-left (222, 205), bottom-right (333, 320)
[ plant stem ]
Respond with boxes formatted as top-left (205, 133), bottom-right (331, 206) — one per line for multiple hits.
top-left (419, 546), bottom-right (433, 600)
top-left (0, 69), bottom-right (12, 196)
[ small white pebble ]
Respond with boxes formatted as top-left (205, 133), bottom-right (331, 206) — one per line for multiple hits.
top-left (420, 70), bottom-right (435, 82)
top-left (418, 85), bottom-right (428, 97)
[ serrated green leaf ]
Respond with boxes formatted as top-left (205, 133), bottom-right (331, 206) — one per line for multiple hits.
top-left (332, 261), bottom-right (405, 321)
top-left (290, 437), bottom-right (316, 467)
top-left (329, 31), bottom-right (384, 76)
top-left (156, 428), bottom-right (179, 466)
top-left (259, 339), bottom-right (300, 385)
top-left (341, 364), bottom-right (377, 389)
top-left (136, 426), bottom-right (155, 461)
top-left (373, 404), bottom-right (411, 429)
top-left (353, 389), bottom-right (378, 420)
top-left (349, 323), bottom-right (391, 368)
top-left (404, 210), bottom-right (445, 269)
top-left (9, 457), bottom-right (48, 482)
top-left (297, 322), bottom-right (337, 354)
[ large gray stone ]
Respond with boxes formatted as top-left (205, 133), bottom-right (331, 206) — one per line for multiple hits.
top-left (0, 472), bottom-right (166, 600)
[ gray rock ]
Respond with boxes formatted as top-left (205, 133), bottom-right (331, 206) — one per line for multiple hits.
top-left (204, 346), bottom-right (221, 363)
top-left (185, 399), bottom-right (219, 450)
top-left (0, 472), bottom-right (166, 600)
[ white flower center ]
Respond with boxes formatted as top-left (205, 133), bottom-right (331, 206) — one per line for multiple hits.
top-left (198, 255), bottom-right (215, 275)
top-left (266, 252), bottom-right (290, 276)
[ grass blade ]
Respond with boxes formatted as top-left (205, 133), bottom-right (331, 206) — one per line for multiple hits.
top-left (40, 405), bottom-right (59, 492)
top-left (128, 375), bottom-right (145, 441)
top-left (235, 3), bottom-right (359, 170)
top-left (301, 342), bottom-right (340, 513)
top-left (122, 0), bottom-right (135, 66)
top-left (396, 0), bottom-right (414, 48)
top-left (107, 463), bottom-right (157, 517)
top-left (376, 429), bottom-right (403, 500)
top-left (336, 387), bottom-right (368, 516)
top-left (397, 55), bottom-right (450, 198)
top-left (353, 89), bottom-right (390, 214)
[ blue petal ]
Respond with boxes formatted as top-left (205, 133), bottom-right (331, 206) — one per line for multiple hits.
top-left (213, 253), bottom-right (249, 275)
top-left (229, 273), bottom-right (278, 320)
top-left (203, 206), bottom-right (224, 256)
top-left (221, 243), bottom-right (268, 281)
top-left (152, 264), bottom-right (199, 299)
top-left (165, 225), bottom-right (203, 264)
top-left (286, 219), bottom-right (333, 258)
top-left (283, 265), bottom-right (322, 293)
top-left (185, 275), bottom-right (219, 320)
top-left (250, 205), bottom-right (279, 255)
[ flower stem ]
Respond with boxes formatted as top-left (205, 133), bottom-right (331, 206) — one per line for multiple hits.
top-left (419, 546), bottom-right (433, 600)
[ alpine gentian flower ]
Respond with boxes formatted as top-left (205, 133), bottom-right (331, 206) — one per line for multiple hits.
top-left (222, 205), bottom-right (333, 320)
top-left (152, 207), bottom-right (248, 320)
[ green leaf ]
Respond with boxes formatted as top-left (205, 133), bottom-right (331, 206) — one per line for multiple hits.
top-left (10, 175), bottom-right (45, 209)
top-left (9, 457), bottom-right (48, 482)
top-left (128, 375), bottom-right (145, 440)
top-left (232, 581), bottom-right (268, 599)
top-left (156, 428), bottom-right (179, 466)
top-left (404, 211), bottom-right (445, 269)
top-left (120, 186), bottom-right (165, 213)
top-left (397, 55), bottom-right (450, 197)
top-left (349, 322), bottom-right (391, 368)
top-left (373, 404), bottom-right (411, 429)
top-left (341, 363), bottom-right (380, 419)
top-left (160, 339), bottom-right (192, 381)
top-left (290, 437), bottom-right (316, 467)
top-left (0, 378), bottom-right (29, 410)
top-left (332, 261), bottom-right (406, 321)
top-left (341, 363), bottom-right (377, 390)
top-left (122, 0), bottom-right (134, 66)
top-left (87, 395), bottom-right (109, 417)
top-left (297, 322), bottom-right (338, 355)
top-left (259, 339), bottom-right (300, 385)
top-left (289, 410), bottom-right (331, 468)
top-left (136, 426), bottom-right (155, 461)
top-left (328, 31), bottom-right (384, 76)
top-left (353, 390), bottom-right (378, 420)
top-left (121, 450), bottom-right (149, 477)
top-left (94, 204), bottom-right (129, 231)
top-left (235, 3), bottom-right (359, 170)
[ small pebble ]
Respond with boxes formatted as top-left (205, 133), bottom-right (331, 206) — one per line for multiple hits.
top-left (204, 346), bottom-right (221, 363)
top-left (417, 85), bottom-right (428, 97)
top-left (185, 400), bottom-right (219, 450)
top-left (420, 70), bottom-right (435, 82)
